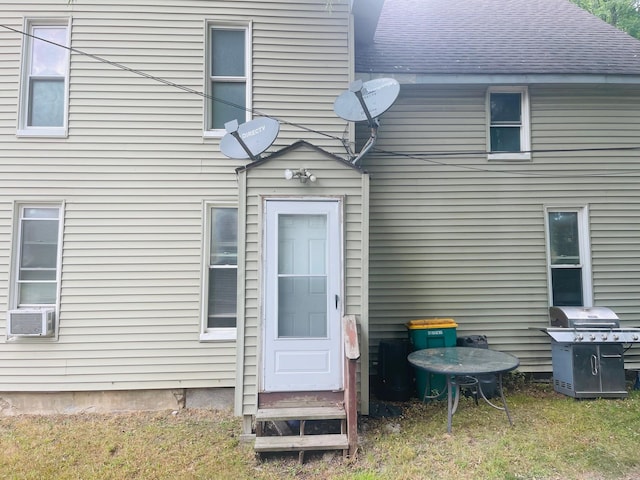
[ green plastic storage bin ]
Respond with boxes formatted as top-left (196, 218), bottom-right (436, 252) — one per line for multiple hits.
top-left (407, 318), bottom-right (458, 400)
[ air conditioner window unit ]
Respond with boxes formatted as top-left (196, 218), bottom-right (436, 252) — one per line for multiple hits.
top-left (7, 308), bottom-right (55, 337)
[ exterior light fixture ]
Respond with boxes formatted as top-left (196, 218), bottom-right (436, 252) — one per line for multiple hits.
top-left (283, 168), bottom-right (317, 183)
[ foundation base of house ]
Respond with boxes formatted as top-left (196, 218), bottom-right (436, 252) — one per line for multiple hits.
top-left (0, 387), bottom-right (234, 416)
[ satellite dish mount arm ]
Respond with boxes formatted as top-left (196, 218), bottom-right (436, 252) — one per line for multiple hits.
top-left (349, 80), bottom-right (380, 164)
top-left (352, 122), bottom-right (378, 165)
top-left (225, 120), bottom-right (259, 162)
top-left (349, 80), bottom-right (378, 129)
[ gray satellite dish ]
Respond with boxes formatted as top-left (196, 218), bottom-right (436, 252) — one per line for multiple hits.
top-left (220, 117), bottom-right (280, 160)
top-left (333, 78), bottom-right (400, 123)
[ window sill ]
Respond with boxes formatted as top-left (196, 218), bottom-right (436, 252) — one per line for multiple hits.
top-left (6, 335), bottom-right (59, 343)
top-left (17, 128), bottom-right (68, 138)
top-left (203, 129), bottom-right (225, 139)
top-left (488, 152), bottom-right (532, 162)
top-left (200, 328), bottom-right (237, 342)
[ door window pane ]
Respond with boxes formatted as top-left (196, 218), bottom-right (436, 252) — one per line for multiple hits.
top-left (277, 214), bottom-right (328, 338)
top-left (278, 277), bottom-right (327, 338)
top-left (278, 215), bottom-right (326, 275)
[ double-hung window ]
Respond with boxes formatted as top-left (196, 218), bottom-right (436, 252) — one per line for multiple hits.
top-left (487, 86), bottom-right (531, 161)
top-left (205, 24), bottom-right (251, 135)
top-left (202, 205), bottom-right (238, 341)
top-left (545, 207), bottom-right (592, 307)
top-left (19, 19), bottom-right (71, 137)
top-left (13, 204), bottom-right (63, 309)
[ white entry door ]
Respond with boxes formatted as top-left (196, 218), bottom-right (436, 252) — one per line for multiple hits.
top-left (263, 199), bottom-right (343, 392)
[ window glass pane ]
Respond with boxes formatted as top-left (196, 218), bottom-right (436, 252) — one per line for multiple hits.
top-left (490, 126), bottom-right (520, 152)
top-left (552, 268), bottom-right (583, 306)
top-left (210, 208), bottom-right (237, 265)
top-left (24, 207), bottom-right (59, 219)
top-left (20, 219), bottom-right (59, 270)
top-left (31, 27), bottom-right (67, 76)
top-left (210, 82), bottom-right (246, 129)
top-left (20, 269), bottom-right (56, 281)
top-left (28, 79), bottom-right (64, 127)
top-left (549, 212), bottom-right (580, 264)
top-left (20, 283), bottom-right (57, 304)
top-left (20, 244), bottom-right (58, 271)
top-left (490, 93), bottom-right (521, 123)
top-left (17, 207), bottom-right (60, 306)
top-left (206, 206), bottom-right (238, 331)
top-left (22, 218), bottom-right (59, 244)
top-left (207, 268), bottom-right (237, 328)
top-left (211, 29), bottom-right (245, 76)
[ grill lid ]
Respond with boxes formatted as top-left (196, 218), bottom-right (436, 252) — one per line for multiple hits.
top-left (549, 306), bottom-right (620, 328)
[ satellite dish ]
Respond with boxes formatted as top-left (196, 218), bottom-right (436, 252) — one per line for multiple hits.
top-left (220, 117), bottom-right (280, 160)
top-left (333, 78), bottom-right (400, 123)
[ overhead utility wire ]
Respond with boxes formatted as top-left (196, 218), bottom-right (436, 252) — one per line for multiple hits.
top-left (374, 145), bottom-right (640, 158)
top-left (4, 23), bottom-right (640, 178)
top-left (0, 23), bottom-right (342, 141)
top-left (370, 146), bottom-right (640, 178)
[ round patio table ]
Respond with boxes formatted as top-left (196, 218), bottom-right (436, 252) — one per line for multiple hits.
top-left (408, 347), bottom-right (520, 433)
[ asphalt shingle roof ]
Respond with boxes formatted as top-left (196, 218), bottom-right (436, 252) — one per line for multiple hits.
top-left (355, 0), bottom-right (640, 76)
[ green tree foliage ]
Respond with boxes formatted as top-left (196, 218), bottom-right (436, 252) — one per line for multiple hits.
top-left (571, 0), bottom-right (640, 38)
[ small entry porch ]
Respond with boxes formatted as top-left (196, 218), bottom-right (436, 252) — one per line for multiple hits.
top-left (233, 141), bottom-right (370, 460)
top-left (253, 315), bottom-right (359, 462)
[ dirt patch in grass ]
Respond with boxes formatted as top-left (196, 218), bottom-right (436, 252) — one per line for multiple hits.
top-left (1, 383), bottom-right (640, 479)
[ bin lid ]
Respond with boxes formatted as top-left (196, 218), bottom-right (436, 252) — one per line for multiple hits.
top-left (406, 318), bottom-right (458, 329)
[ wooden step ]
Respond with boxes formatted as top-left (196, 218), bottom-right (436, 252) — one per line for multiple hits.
top-left (256, 406), bottom-right (346, 422)
top-left (254, 433), bottom-right (349, 453)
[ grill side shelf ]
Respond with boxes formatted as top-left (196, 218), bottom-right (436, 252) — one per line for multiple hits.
top-left (540, 327), bottom-right (640, 343)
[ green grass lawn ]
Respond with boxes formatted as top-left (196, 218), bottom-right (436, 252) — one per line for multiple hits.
top-left (1, 381), bottom-right (640, 479)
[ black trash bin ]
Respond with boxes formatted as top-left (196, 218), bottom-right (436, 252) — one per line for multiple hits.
top-left (377, 339), bottom-right (412, 401)
top-left (457, 335), bottom-right (497, 398)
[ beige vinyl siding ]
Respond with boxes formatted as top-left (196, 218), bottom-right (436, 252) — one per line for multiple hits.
top-left (0, 0), bottom-right (349, 392)
top-left (237, 145), bottom-right (368, 415)
top-left (363, 83), bottom-right (640, 372)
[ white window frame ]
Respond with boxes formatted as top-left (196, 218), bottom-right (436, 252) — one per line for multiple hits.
top-left (200, 202), bottom-right (238, 341)
top-left (17, 18), bottom-right (71, 138)
top-left (544, 206), bottom-right (593, 307)
top-left (9, 202), bottom-right (64, 340)
top-left (203, 22), bottom-right (252, 138)
top-left (487, 86), bottom-right (531, 161)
